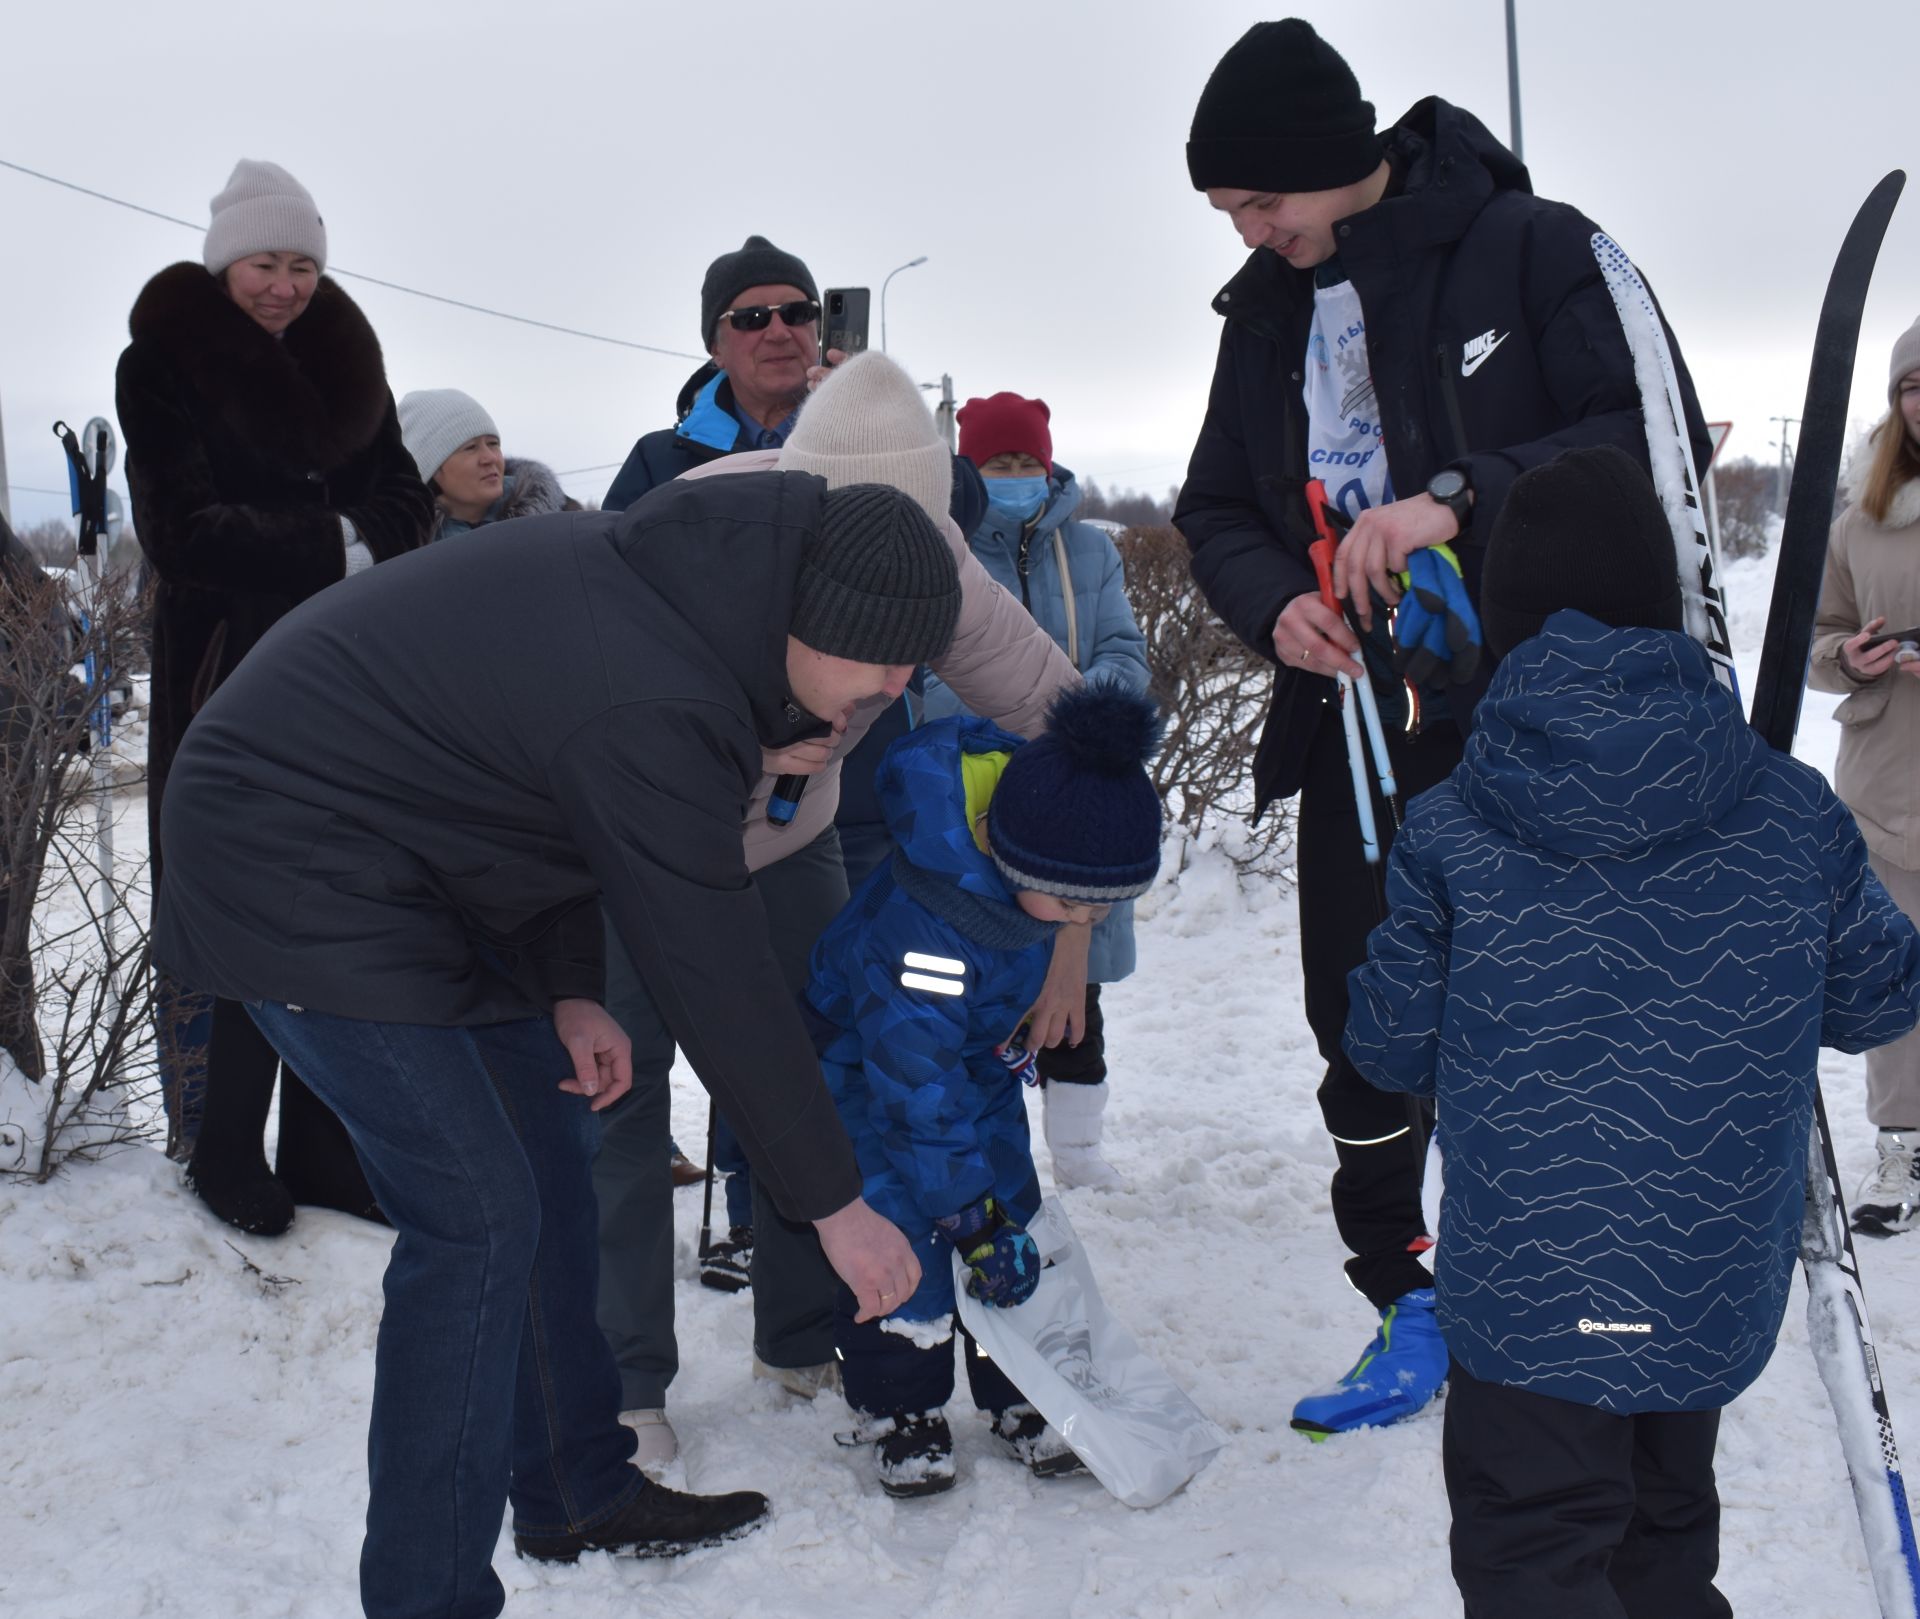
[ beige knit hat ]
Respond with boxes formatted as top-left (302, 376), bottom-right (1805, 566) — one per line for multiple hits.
top-left (399, 389), bottom-right (498, 483)
top-left (1890, 316), bottom-right (1920, 406)
top-left (779, 352), bottom-right (951, 527)
top-left (203, 159), bottom-right (327, 275)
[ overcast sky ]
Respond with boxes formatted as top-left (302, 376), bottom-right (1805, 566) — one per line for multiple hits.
top-left (3, 0), bottom-right (1914, 531)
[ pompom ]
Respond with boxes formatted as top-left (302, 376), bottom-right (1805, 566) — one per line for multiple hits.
top-left (1040, 680), bottom-right (1164, 777)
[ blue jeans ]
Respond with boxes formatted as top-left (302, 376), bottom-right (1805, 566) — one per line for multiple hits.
top-left (249, 1003), bottom-right (645, 1619)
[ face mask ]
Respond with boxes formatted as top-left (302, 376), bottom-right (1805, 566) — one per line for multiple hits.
top-left (985, 474), bottom-right (1049, 522)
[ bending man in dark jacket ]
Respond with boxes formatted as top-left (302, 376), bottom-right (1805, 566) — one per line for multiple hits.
top-left (1175, 19), bottom-right (1712, 1436)
top-left (154, 472), bottom-right (956, 1617)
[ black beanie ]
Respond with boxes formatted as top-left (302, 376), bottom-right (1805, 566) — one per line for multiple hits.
top-left (791, 484), bottom-right (962, 666)
top-left (1186, 20), bottom-right (1384, 193)
top-left (1479, 446), bottom-right (1686, 659)
top-left (700, 235), bottom-right (818, 349)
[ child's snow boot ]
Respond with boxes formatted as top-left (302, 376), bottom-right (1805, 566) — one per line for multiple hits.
top-left (700, 1225), bottom-right (752, 1292)
top-left (836, 1411), bottom-right (956, 1498)
top-left (991, 1404), bottom-right (1087, 1478)
top-left (1290, 1288), bottom-right (1447, 1438)
top-left (1854, 1128), bottom-right (1920, 1236)
top-left (1044, 1080), bottom-right (1123, 1191)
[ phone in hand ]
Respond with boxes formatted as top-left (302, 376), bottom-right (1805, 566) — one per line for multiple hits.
top-left (822, 287), bottom-right (870, 361)
top-left (1862, 625), bottom-right (1920, 650)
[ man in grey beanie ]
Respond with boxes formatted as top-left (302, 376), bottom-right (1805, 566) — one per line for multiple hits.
top-left (150, 469), bottom-right (956, 1610)
top-left (604, 235), bottom-right (822, 512)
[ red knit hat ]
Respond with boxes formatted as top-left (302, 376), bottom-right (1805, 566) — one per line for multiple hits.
top-left (957, 392), bottom-right (1052, 475)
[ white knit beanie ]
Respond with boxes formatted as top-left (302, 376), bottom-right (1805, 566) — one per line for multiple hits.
top-left (1890, 316), bottom-right (1920, 406)
top-left (203, 159), bottom-right (328, 275)
top-left (398, 390), bottom-right (499, 483)
top-left (779, 352), bottom-right (951, 527)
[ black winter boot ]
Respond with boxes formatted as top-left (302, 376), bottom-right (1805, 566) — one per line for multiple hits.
top-left (700, 1226), bottom-right (753, 1292)
top-left (186, 1158), bottom-right (295, 1236)
top-left (837, 1411), bottom-right (956, 1498)
top-left (512, 1474), bottom-right (768, 1563)
top-left (991, 1404), bottom-right (1087, 1478)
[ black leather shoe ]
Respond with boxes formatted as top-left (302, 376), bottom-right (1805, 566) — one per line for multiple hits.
top-left (512, 1475), bottom-right (769, 1564)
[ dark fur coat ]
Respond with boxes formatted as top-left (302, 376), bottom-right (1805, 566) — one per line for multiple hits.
top-left (116, 263), bottom-right (431, 862)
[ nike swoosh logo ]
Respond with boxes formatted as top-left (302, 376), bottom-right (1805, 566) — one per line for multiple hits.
top-left (1460, 333), bottom-right (1509, 378)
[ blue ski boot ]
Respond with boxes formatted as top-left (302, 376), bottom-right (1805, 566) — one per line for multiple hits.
top-left (1290, 1289), bottom-right (1446, 1439)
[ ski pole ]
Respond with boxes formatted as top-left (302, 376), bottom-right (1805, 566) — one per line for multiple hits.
top-left (1307, 482), bottom-right (1400, 818)
top-left (697, 1098), bottom-right (717, 1260)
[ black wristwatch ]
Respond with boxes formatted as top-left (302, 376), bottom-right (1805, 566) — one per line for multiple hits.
top-left (1426, 467), bottom-right (1472, 534)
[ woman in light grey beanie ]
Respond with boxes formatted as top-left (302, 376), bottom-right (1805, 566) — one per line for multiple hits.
top-left (115, 158), bottom-right (430, 1237)
top-left (399, 388), bottom-right (581, 541)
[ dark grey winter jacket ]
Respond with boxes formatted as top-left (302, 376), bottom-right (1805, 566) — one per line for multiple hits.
top-left (154, 470), bottom-right (861, 1220)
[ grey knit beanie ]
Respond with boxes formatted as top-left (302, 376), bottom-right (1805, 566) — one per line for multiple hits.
top-left (779, 352), bottom-right (952, 527)
top-left (1890, 316), bottom-right (1920, 406)
top-left (399, 389), bottom-right (499, 483)
top-left (203, 159), bottom-right (327, 275)
top-left (701, 235), bottom-right (817, 349)
top-left (792, 484), bottom-right (961, 665)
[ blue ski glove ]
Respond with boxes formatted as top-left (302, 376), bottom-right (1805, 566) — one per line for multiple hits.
top-left (1392, 545), bottom-right (1482, 686)
top-left (934, 1196), bottom-right (1040, 1309)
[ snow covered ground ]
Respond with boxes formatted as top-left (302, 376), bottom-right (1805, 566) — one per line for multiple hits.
top-left (1, 551), bottom-right (1912, 1619)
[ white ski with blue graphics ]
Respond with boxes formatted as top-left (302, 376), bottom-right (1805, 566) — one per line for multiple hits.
top-left (1590, 231), bottom-right (1737, 696)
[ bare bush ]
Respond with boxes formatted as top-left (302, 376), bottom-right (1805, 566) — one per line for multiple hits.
top-left (0, 546), bottom-right (157, 1182)
top-left (1114, 524), bottom-right (1292, 878)
top-left (1713, 457), bottom-right (1781, 559)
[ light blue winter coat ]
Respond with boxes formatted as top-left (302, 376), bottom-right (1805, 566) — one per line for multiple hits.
top-left (920, 465), bottom-right (1151, 981)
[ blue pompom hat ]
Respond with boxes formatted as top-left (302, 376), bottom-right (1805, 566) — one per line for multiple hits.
top-left (987, 682), bottom-right (1165, 903)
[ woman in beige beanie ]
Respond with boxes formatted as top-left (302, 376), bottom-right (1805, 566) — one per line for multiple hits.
top-left (116, 158), bottom-right (432, 1236)
top-left (1811, 315), bottom-right (1920, 1234)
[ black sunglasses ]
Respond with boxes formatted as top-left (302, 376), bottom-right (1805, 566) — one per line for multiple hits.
top-left (718, 299), bottom-right (821, 333)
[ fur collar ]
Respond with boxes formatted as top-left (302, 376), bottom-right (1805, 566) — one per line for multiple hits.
top-left (126, 262), bottom-right (391, 472)
top-left (426, 458), bottom-right (571, 541)
top-left (1886, 479), bottom-right (1920, 532)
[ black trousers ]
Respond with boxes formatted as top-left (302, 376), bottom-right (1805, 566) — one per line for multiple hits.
top-left (834, 1287), bottom-right (1024, 1418)
top-left (192, 994), bottom-right (379, 1218)
top-left (1036, 983), bottom-right (1105, 1085)
top-left (1445, 1363), bottom-right (1732, 1619)
top-left (1296, 703), bottom-right (1460, 1308)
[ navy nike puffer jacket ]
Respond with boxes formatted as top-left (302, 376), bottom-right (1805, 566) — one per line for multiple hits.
top-left (1345, 612), bottom-right (1920, 1413)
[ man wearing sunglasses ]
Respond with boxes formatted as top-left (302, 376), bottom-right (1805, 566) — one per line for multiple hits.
top-left (604, 236), bottom-right (822, 513)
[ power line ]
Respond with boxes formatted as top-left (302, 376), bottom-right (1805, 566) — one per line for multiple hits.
top-left (554, 461), bottom-right (627, 479)
top-left (0, 157), bottom-right (705, 363)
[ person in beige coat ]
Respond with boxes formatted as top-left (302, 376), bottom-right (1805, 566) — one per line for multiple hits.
top-left (1811, 314), bottom-right (1920, 1235)
top-left (593, 351), bottom-right (1080, 1468)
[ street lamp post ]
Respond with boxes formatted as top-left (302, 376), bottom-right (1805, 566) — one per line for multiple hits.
top-left (881, 256), bottom-right (929, 352)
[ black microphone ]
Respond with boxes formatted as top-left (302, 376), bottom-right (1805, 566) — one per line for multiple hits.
top-left (767, 774), bottom-right (806, 826)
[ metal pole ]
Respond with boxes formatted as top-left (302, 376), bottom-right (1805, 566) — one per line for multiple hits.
top-left (880, 256), bottom-right (929, 353)
top-left (1505, 0), bottom-right (1524, 164)
top-left (0, 393), bottom-right (11, 528)
top-left (935, 374), bottom-right (956, 451)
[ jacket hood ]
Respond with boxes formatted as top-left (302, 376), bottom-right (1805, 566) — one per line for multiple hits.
top-left (1458, 611), bottom-right (1763, 859)
top-left (126, 262), bottom-right (391, 470)
top-left (612, 468), bottom-right (825, 748)
top-left (428, 458), bottom-right (573, 541)
top-left (877, 715), bottom-right (1028, 903)
top-left (1211, 97), bottom-right (1531, 325)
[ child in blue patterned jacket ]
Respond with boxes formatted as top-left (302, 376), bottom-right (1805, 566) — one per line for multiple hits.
top-left (1345, 445), bottom-right (1920, 1619)
top-left (805, 682), bottom-right (1161, 1499)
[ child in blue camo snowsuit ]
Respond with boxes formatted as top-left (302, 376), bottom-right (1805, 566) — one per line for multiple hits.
top-left (1345, 447), bottom-right (1920, 1619)
top-left (805, 682), bottom-right (1162, 1498)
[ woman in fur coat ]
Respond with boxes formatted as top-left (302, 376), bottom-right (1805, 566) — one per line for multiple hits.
top-left (116, 159), bottom-right (432, 1234)
top-left (1811, 315), bottom-right (1920, 1237)
top-left (397, 389), bottom-right (581, 540)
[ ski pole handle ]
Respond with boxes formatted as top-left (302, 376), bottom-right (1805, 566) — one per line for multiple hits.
top-left (767, 773), bottom-right (806, 826)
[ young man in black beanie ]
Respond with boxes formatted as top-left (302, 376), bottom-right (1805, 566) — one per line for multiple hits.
top-left (1345, 445), bottom-right (1920, 1617)
top-left (1175, 17), bottom-right (1715, 1434)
